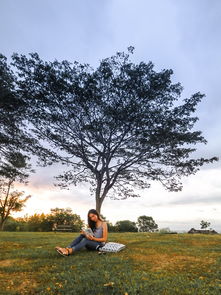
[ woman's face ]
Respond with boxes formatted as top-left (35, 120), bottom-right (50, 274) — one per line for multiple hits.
top-left (89, 213), bottom-right (98, 222)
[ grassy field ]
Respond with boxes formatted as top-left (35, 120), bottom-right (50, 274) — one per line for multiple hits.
top-left (0, 232), bottom-right (221, 295)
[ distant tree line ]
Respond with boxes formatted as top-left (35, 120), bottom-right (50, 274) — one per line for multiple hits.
top-left (3, 209), bottom-right (158, 233)
top-left (3, 208), bottom-right (83, 232)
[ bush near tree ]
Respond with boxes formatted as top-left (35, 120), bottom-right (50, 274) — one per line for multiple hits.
top-left (137, 215), bottom-right (158, 232)
top-left (25, 213), bottom-right (52, 232)
top-left (107, 222), bottom-right (118, 232)
top-left (115, 220), bottom-right (138, 232)
top-left (2, 217), bottom-right (20, 231)
top-left (49, 208), bottom-right (84, 231)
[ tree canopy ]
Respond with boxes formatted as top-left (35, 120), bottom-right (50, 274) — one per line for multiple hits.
top-left (0, 54), bottom-right (56, 170)
top-left (200, 220), bottom-right (211, 229)
top-left (4, 47), bottom-right (218, 213)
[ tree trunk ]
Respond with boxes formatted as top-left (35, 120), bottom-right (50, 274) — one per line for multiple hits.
top-left (96, 196), bottom-right (105, 214)
top-left (0, 219), bottom-right (6, 231)
top-left (95, 177), bottom-right (110, 214)
top-left (96, 199), bottom-right (102, 214)
top-left (95, 176), bottom-right (104, 214)
top-left (1, 181), bottom-right (12, 231)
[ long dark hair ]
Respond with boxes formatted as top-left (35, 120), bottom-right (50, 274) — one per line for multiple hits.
top-left (87, 209), bottom-right (102, 231)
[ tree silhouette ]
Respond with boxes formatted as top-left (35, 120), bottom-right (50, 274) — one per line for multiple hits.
top-left (200, 220), bottom-right (211, 229)
top-left (0, 54), bottom-right (56, 170)
top-left (9, 47), bottom-right (218, 213)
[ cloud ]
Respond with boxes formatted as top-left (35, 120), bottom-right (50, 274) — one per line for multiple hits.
top-left (152, 195), bottom-right (221, 207)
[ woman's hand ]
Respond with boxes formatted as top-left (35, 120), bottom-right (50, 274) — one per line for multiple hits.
top-left (86, 234), bottom-right (94, 240)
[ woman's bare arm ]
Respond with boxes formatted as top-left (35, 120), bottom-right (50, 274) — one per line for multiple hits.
top-left (88, 222), bottom-right (108, 242)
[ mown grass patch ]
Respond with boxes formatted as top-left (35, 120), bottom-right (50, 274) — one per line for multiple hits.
top-left (0, 232), bottom-right (221, 294)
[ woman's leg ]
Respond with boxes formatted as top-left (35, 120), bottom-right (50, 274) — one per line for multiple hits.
top-left (85, 240), bottom-right (103, 251)
top-left (67, 234), bottom-right (85, 248)
top-left (55, 234), bottom-right (85, 256)
top-left (56, 235), bottom-right (101, 255)
top-left (69, 238), bottom-right (102, 252)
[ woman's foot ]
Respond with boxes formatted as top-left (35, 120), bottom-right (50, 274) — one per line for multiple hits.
top-left (55, 247), bottom-right (72, 256)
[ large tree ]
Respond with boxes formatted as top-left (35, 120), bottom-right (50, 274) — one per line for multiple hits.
top-left (9, 48), bottom-right (217, 213)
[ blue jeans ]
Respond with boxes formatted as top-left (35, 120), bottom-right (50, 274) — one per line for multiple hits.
top-left (67, 234), bottom-right (102, 251)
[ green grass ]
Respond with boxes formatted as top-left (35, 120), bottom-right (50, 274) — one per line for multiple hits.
top-left (0, 232), bottom-right (221, 295)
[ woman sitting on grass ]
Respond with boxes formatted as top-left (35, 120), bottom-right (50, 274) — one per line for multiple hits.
top-left (55, 209), bottom-right (108, 256)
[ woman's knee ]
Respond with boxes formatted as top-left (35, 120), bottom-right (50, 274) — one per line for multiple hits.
top-left (85, 241), bottom-right (101, 250)
top-left (85, 244), bottom-right (97, 251)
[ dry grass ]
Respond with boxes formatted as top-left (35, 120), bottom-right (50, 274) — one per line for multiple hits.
top-left (129, 252), bottom-right (215, 272)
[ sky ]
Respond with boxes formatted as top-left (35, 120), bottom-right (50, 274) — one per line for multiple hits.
top-left (1, 0), bottom-right (221, 231)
